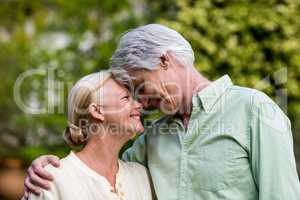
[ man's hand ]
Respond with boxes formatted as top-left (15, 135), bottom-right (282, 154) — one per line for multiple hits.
top-left (24, 155), bottom-right (60, 198)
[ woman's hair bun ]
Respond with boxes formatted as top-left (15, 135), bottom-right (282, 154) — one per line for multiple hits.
top-left (63, 122), bottom-right (87, 147)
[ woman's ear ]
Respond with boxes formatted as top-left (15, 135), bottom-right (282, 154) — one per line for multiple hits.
top-left (88, 103), bottom-right (104, 121)
top-left (160, 53), bottom-right (170, 70)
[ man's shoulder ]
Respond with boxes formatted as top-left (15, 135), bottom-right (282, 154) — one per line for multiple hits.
top-left (228, 85), bottom-right (257, 97)
top-left (228, 85), bottom-right (269, 105)
top-left (228, 85), bottom-right (282, 116)
top-left (225, 85), bottom-right (279, 115)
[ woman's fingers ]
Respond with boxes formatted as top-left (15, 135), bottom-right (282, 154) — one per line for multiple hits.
top-left (28, 168), bottom-right (51, 190)
top-left (24, 177), bottom-right (41, 196)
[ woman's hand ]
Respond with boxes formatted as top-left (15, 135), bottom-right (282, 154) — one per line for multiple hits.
top-left (24, 155), bottom-right (60, 198)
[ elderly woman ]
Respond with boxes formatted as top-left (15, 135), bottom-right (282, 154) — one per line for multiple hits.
top-left (25, 71), bottom-right (153, 200)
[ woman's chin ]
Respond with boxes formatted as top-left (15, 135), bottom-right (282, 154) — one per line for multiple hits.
top-left (125, 122), bottom-right (144, 136)
top-left (131, 120), bottom-right (144, 132)
top-left (134, 124), bottom-right (144, 134)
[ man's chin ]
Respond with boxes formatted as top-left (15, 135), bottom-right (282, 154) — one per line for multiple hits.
top-left (159, 104), bottom-right (179, 116)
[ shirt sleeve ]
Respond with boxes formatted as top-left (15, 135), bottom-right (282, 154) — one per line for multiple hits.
top-left (122, 134), bottom-right (147, 166)
top-left (249, 90), bottom-right (300, 199)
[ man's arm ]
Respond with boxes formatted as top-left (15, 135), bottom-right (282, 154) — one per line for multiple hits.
top-left (24, 134), bottom-right (147, 197)
top-left (249, 91), bottom-right (300, 199)
top-left (24, 155), bottom-right (60, 198)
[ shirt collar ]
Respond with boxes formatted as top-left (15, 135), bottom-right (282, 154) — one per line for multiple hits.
top-left (197, 75), bottom-right (233, 113)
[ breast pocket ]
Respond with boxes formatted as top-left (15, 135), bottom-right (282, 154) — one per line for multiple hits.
top-left (188, 133), bottom-right (248, 192)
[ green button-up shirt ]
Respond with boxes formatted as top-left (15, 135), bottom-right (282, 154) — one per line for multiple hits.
top-left (123, 75), bottom-right (300, 199)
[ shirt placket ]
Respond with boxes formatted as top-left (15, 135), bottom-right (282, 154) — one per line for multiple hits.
top-left (178, 97), bottom-right (199, 199)
top-left (179, 140), bottom-right (188, 199)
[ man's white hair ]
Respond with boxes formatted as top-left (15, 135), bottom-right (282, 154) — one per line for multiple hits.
top-left (110, 24), bottom-right (195, 71)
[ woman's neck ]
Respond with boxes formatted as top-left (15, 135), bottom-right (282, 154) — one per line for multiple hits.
top-left (76, 133), bottom-right (127, 192)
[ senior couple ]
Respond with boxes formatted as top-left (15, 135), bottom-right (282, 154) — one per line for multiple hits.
top-left (23, 24), bottom-right (300, 200)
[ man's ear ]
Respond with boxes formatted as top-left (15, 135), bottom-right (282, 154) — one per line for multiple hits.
top-left (88, 103), bottom-right (104, 121)
top-left (160, 52), bottom-right (171, 70)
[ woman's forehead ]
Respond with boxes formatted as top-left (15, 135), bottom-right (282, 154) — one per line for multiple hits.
top-left (103, 78), bottom-right (130, 95)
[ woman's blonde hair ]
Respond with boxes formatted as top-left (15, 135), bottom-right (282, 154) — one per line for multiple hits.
top-left (63, 70), bottom-right (111, 147)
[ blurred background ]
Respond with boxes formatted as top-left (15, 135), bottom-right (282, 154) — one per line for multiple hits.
top-left (0, 0), bottom-right (299, 199)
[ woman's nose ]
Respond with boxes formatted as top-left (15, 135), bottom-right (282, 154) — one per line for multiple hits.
top-left (133, 99), bottom-right (143, 110)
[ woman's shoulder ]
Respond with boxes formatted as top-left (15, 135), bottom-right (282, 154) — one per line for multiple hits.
top-left (26, 156), bottom-right (74, 200)
top-left (119, 160), bottom-right (153, 199)
top-left (119, 160), bottom-right (150, 185)
top-left (120, 159), bottom-right (147, 173)
top-left (44, 153), bottom-right (76, 179)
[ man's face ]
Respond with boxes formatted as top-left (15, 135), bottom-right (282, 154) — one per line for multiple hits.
top-left (129, 67), bottom-right (183, 115)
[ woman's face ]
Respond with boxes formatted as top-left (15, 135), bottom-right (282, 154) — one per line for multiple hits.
top-left (94, 78), bottom-right (144, 137)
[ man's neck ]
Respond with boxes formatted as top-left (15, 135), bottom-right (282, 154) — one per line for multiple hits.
top-left (179, 67), bottom-right (211, 128)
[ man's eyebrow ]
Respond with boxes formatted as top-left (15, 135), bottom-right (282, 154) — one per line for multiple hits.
top-left (135, 82), bottom-right (145, 90)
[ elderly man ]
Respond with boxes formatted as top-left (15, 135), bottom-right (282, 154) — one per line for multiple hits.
top-left (24, 24), bottom-right (300, 199)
